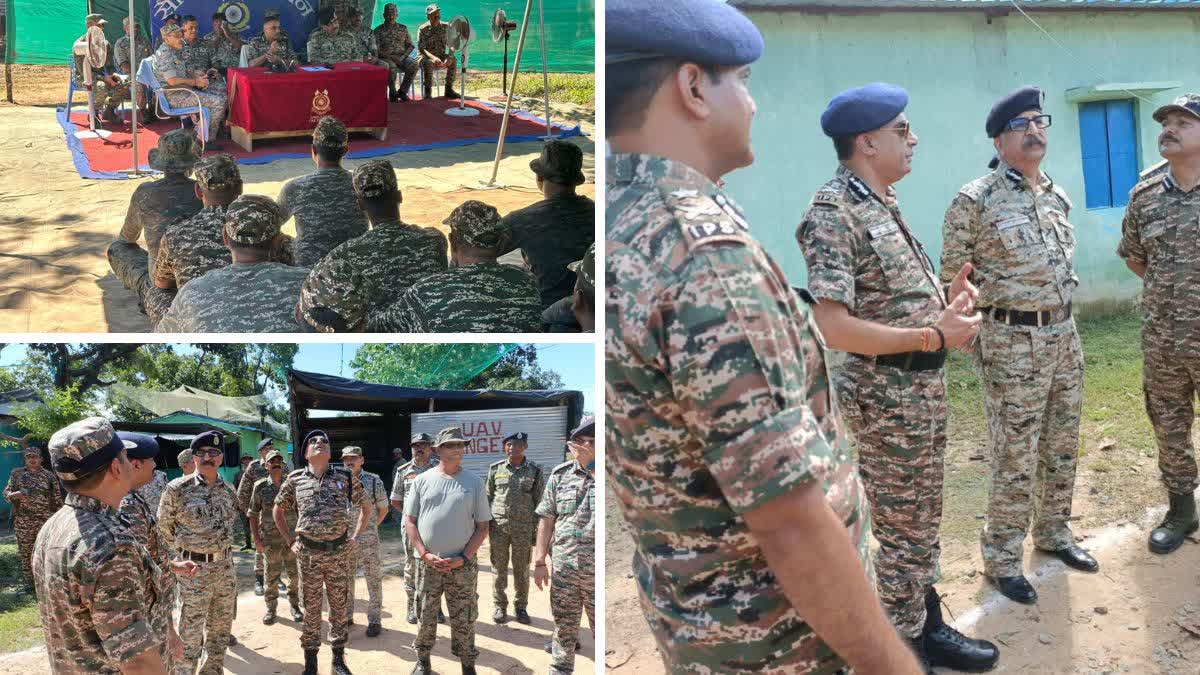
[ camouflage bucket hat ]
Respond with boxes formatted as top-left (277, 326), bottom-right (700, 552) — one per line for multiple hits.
top-left (298, 258), bottom-right (367, 332)
top-left (445, 200), bottom-right (507, 250)
top-left (568, 242), bottom-right (595, 293)
top-left (434, 427), bottom-right (467, 447)
top-left (1153, 93), bottom-right (1200, 124)
top-left (426, 3), bottom-right (440, 15)
top-left (160, 23), bottom-right (183, 37)
top-left (194, 153), bottom-right (242, 190)
top-left (312, 115), bottom-right (349, 150)
top-left (530, 140), bottom-right (586, 186)
top-left (48, 417), bottom-right (137, 481)
top-left (224, 194), bottom-right (284, 245)
top-left (148, 129), bottom-right (201, 172)
top-left (265, 449), bottom-right (284, 463)
top-left (353, 159), bottom-right (398, 199)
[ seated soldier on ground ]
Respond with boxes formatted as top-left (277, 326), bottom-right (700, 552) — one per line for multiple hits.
top-left (307, 8), bottom-right (359, 64)
top-left (113, 17), bottom-right (153, 117)
top-left (346, 7), bottom-right (400, 101)
top-left (155, 195), bottom-right (309, 333)
top-left (107, 129), bottom-right (204, 326)
top-left (73, 14), bottom-right (131, 127)
top-left (373, 3), bottom-right (418, 102)
top-left (202, 12), bottom-right (243, 71)
top-left (277, 116), bottom-right (368, 267)
top-left (245, 13), bottom-right (297, 68)
top-left (542, 242), bottom-right (594, 333)
top-left (369, 201), bottom-right (542, 333)
top-left (299, 159), bottom-right (448, 326)
top-left (295, 258), bottom-right (368, 332)
top-left (151, 23), bottom-right (228, 145)
top-left (154, 154), bottom-right (294, 293)
top-left (498, 140), bottom-right (595, 309)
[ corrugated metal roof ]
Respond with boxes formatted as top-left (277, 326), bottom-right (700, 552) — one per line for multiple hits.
top-left (733, 0), bottom-right (1200, 9)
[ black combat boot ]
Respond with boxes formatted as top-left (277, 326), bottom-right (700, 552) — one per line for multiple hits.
top-left (291, 603), bottom-right (304, 622)
top-left (302, 649), bottom-right (318, 675)
top-left (254, 574), bottom-right (265, 596)
top-left (515, 607), bottom-right (531, 624)
top-left (908, 635), bottom-right (936, 675)
top-left (1149, 491), bottom-right (1199, 554)
top-left (262, 607), bottom-right (276, 625)
top-left (461, 664), bottom-right (476, 675)
top-left (922, 588), bottom-right (1000, 672)
top-left (331, 647), bottom-right (352, 675)
top-left (412, 656), bottom-right (432, 675)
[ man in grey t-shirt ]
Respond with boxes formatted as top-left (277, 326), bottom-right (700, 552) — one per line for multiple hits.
top-left (405, 427), bottom-right (490, 675)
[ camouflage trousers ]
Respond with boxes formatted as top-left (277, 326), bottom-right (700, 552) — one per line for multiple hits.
top-left (174, 558), bottom-right (236, 675)
top-left (264, 543), bottom-right (301, 611)
top-left (1143, 346), bottom-right (1200, 496)
top-left (839, 359), bottom-right (945, 638)
top-left (490, 520), bottom-right (535, 610)
top-left (345, 533), bottom-right (383, 624)
top-left (14, 514), bottom-right (50, 587)
top-left (381, 53), bottom-right (417, 93)
top-left (163, 87), bottom-right (227, 143)
top-left (979, 318), bottom-right (1083, 577)
top-left (402, 525), bottom-right (418, 596)
top-left (413, 558), bottom-right (479, 665)
top-left (297, 541), bottom-right (352, 650)
top-left (106, 240), bottom-right (176, 325)
top-left (550, 565), bottom-right (594, 674)
top-left (82, 78), bottom-right (131, 113)
top-left (418, 53), bottom-right (457, 94)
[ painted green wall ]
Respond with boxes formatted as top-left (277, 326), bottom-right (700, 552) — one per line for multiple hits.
top-left (728, 9), bottom-right (1200, 304)
top-left (153, 412), bottom-right (288, 483)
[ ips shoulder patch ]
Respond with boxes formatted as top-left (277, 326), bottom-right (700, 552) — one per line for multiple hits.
top-left (664, 188), bottom-right (751, 250)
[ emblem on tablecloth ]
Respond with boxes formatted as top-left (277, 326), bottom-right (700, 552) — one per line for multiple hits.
top-left (310, 89), bottom-right (332, 121)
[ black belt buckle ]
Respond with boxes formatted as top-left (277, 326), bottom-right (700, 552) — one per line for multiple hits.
top-left (299, 533), bottom-right (347, 551)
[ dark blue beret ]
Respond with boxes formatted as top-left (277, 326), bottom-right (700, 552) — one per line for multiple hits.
top-left (256, 438), bottom-right (274, 452)
top-left (570, 415), bottom-right (595, 440)
top-left (606, 0), bottom-right (763, 67)
top-left (190, 431), bottom-right (223, 450)
top-left (303, 429), bottom-right (329, 446)
top-left (118, 432), bottom-right (160, 460)
top-left (821, 83), bottom-right (909, 138)
top-left (986, 85), bottom-right (1043, 138)
top-left (503, 432), bottom-right (528, 444)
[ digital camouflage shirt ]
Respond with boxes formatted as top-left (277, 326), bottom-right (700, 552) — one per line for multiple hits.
top-left (534, 460), bottom-right (593, 572)
top-left (307, 29), bottom-right (360, 64)
top-left (607, 153), bottom-right (870, 673)
top-left (154, 205), bottom-right (295, 289)
top-left (5, 467), bottom-right (61, 520)
top-left (249, 476), bottom-right (297, 548)
top-left (275, 466), bottom-right (367, 541)
top-left (488, 458), bottom-right (546, 526)
top-left (277, 167), bottom-right (369, 268)
top-left (245, 35), bottom-right (298, 65)
top-left (347, 470), bottom-right (388, 541)
top-left (417, 21), bottom-right (448, 58)
top-left (390, 459), bottom-right (439, 511)
top-left (369, 261), bottom-right (542, 333)
top-left (119, 174), bottom-right (204, 278)
top-left (113, 34), bottom-right (152, 75)
top-left (157, 472), bottom-right (238, 554)
top-left (373, 22), bottom-right (414, 58)
top-left (155, 262), bottom-right (309, 333)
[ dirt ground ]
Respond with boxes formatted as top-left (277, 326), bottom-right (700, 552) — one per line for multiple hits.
top-left (0, 525), bottom-right (594, 675)
top-left (0, 65), bottom-right (595, 333)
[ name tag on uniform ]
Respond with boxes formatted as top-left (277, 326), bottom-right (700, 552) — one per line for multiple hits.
top-left (1143, 221), bottom-right (1169, 239)
top-left (867, 222), bottom-right (899, 239)
top-left (995, 215), bottom-right (1030, 230)
top-left (686, 221), bottom-right (743, 240)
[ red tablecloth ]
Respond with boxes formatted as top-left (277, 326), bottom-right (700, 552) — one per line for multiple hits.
top-left (227, 65), bottom-right (388, 134)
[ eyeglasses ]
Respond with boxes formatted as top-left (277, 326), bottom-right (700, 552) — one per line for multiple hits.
top-left (1006, 115), bottom-right (1052, 132)
top-left (193, 448), bottom-right (222, 458)
top-left (880, 121), bottom-right (914, 138)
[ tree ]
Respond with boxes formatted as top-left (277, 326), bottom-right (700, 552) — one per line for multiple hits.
top-left (350, 344), bottom-right (564, 391)
top-left (0, 385), bottom-right (96, 450)
top-left (26, 344), bottom-right (144, 393)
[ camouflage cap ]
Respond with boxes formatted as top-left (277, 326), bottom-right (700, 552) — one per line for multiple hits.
top-left (265, 449), bottom-right (284, 463)
top-left (434, 426), bottom-right (467, 446)
top-left (194, 153), bottom-right (242, 190)
top-left (348, 5), bottom-right (363, 17)
top-left (530, 140), bottom-right (586, 186)
top-left (352, 160), bottom-right (398, 199)
top-left (48, 417), bottom-right (137, 481)
top-left (224, 194), bottom-right (284, 245)
top-left (23, 446), bottom-right (41, 457)
top-left (568, 242), bottom-right (595, 293)
top-left (85, 13), bottom-right (108, 25)
top-left (341, 446), bottom-right (363, 458)
top-left (177, 448), bottom-right (193, 465)
top-left (426, 4), bottom-right (440, 15)
top-left (312, 115), bottom-right (349, 150)
top-left (148, 128), bottom-right (201, 172)
top-left (263, 7), bottom-right (282, 20)
top-left (1153, 93), bottom-right (1200, 124)
top-left (445, 200), bottom-right (507, 250)
top-left (160, 23), bottom-right (183, 37)
top-left (411, 433), bottom-right (433, 445)
top-left (298, 257), bottom-right (367, 332)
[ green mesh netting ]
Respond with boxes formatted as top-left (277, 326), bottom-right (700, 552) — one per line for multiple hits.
top-left (6, 0), bottom-right (88, 65)
top-left (344, 343), bottom-right (518, 390)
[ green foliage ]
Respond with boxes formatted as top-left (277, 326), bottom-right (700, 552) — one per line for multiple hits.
top-left (6, 384), bottom-right (95, 447)
top-left (350, 344), bottom-right (563, 390)
top-left (0, 544), bottom-right (40, 654)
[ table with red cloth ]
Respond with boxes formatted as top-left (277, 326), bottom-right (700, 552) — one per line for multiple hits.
top-left (226, 64), bottom-right (389, 151)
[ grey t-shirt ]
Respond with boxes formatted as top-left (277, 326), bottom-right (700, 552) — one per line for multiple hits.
top-left (405, 467), bottom-right (491, 557)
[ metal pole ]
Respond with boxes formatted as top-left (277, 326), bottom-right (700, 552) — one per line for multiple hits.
top-left (537, 0), bottom-right (552, 139)
top-left (501, 31), bottom-right (508, 94)
top-left (128, 0), bottom-right (140, 175)
top-left (486, 0), bottom-right (533, 186)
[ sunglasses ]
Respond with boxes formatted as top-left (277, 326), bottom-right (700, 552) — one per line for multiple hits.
top-left (1006, 114), bottom-right (1052, 132)
top-left (880, 120), bottom-right (914, 138)
top-left (194, 448), bottom-right (222, 458)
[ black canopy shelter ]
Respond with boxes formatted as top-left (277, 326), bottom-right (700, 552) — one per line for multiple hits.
top-left (111, 420), bottom-right (241, 471)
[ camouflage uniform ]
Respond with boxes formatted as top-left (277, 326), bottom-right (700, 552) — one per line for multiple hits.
top-left (307, 28), bottom-right (360, 63)
top-left (249, 475), bottom-right (302, 612)
top-left (112, 33), bottom-right (152, 107)
top-left (245, 35), bottom-right (298, 66)
top-left (277, 167), bottom-right (369, 270)
top-left (150, 40), bottom-right (227, 142)
top-left (942, 161), bottom-right (1082, 577)
top-left (274, 465), bottom-right (367, 651)
top-left (416, 20), bottom-right (455, 93)
top-left (345, 465), bottom-right (388, 626)
top-left (373, 19), bottom-right (418, 92)
top-left (158, 471), bottom-right (239, 675)
top-left (71, 48), bottom-right (131, 116)
top-left (390, 457), bottom-right (439, 600)
top-left (118, 488), bottom-right (174, 669)
top-left (607, 153), bottom-right (871, 672)
top-left (487, 457), bottom-right (545, 615)
top-left (135, 469), bottom-right (170, 514)
top-left (1118, 165), bottom-right (1200, 497)
top-left (200, 29), bottom-right (242, 69)
top-left (536, 460), bottom-right (593, 674)
top-left (297, 257), bottom-right (368, 332)
top-left (239, 457), bottom-right (293, 577)
top-left (5, 461), bottom-right (61, 586)
top-left (796, 164), bottom-right (946, 639)
top-left (181, 37), bottom-right (212, 72)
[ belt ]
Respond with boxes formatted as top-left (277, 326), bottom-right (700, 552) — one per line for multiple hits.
top-left (298, 532), bottom-right (348, 551)
top-left (854, 350), bottom-right (947, 372)
top-left (984, 302), bottom-right (1071, 328)
top-left (179, 549), bottom-right (227, 562)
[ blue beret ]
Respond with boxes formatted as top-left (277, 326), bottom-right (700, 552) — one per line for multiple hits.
top-left (503, 432), bottom-right (528, 444)
top-left (570, 415), bottom-right (595, 440)
top-left (821, 83), bottom-right (909, 138)
top-left (190, 430), bottom-right (223, 450)
top-left (986, 85), bottom-right (1043, 138)
top-left (118, 432), bottom-right (160, 460)
top-left (256, 438), bottom-right (274, 452)
top-left (303, 429), bottom-right (329, 446)
top-left (607, 0), bottom-right (763, 67)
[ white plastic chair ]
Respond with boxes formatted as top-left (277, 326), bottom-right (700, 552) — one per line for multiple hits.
top-left (239, 45), bottom-right (250, 68)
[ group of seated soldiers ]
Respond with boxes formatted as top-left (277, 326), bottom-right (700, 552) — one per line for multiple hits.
top-left (106, 119), bottom-right (595, 334)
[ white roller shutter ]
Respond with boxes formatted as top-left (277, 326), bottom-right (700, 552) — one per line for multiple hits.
top-left (412, 407), bottom-right (570, 480)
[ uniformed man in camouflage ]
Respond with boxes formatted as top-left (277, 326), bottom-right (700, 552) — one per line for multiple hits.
top-left (308, 8), bottom-right (360, 64)
top-left (156, 194), bottom-right (309, 332)
top-left (239, 438), bottom-right (292, 594)
top-left (158, 431), bottom-right (238, 675)
top-left (943, 86), bottom-right (1098, 604)
top-left (406, 427), bottom-right (491, 675)
top-left (202, 12), bottom-right (243, 70)
top-left (151, 23), bottom-right (228, 145)
top-left (274, 429), bottom-right (371, 675)
top-left (342, 446), bottom-right (390, 636)
top-left (569, 243), bottom-right (594, 332)
top-left (277, 116), bottom-right (369, 267)
top-left (417, 5), bottom-right (458, 99)
top-left (117, 432), bottom-right (196, 671)
top-left (5, 447), bottom-right (60, 587)
top-left (73, 14), bottom-right (131, 127)
top-left (1118, 93), bottom-right (1200, 555)
top-left (136, 460), bottom-right (171, 514)
top-left (180, 16), bottom-right (213, 73)
top-left (296, 257), bottom-right (369, 332)
top-left (796, 82), bottom-right (996, 671)
top-left (234, 455), bottom-right (255, 551)
top-left (246, 13), bottom-right (298, 68)
top-left (113, 17), bottom-right (153, 115)
top-left (370, 200), bottom-right (542, 332)
top-left (34, 418), bottom-right (171, 673)
top-left (108, 129), bottom-right (204, 325)
top-left (486, 431), bottom-right (545, 625)
top-left (300, 159), bottom-right (448, 325)
top-left (607, 1), bottom-right (924, 672)
top-left (533, 418), bottom-right (594, 673)
top-left (346, 7), bottom-right (401, 101)
top-left (249, 449), bottom-right (304, 625)
top-left (179, 448), bottom-right (195, 475)
top-left (374, 3), bottom-right (418, 101)
top-left (391, 432), bottom-right (440, 623)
